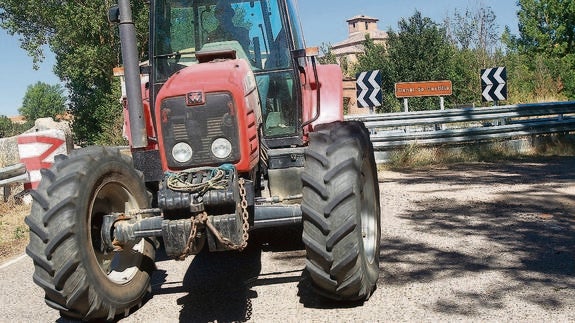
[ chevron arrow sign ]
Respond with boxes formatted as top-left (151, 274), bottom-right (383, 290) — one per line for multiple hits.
top-left (356, 70), bottom-right (382, 108)
top-left (481, 67), bottom-right (507, 102)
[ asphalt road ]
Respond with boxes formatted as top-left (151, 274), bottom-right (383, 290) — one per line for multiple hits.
top-left (1, 156), bottom-right (574, 322)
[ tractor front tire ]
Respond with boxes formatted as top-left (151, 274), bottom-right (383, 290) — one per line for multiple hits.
top-left (25, 147), bottom-right (156, 321)
top-left (301, 121), bottom-right (381, 301)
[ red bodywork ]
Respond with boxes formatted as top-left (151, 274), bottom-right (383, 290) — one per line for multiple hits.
top-left (122, 74), bottom-right (158, 151)
top-left (301, 64), bottom-right (344, 135)
top-left (154, 59), bottom-right (260, 173)
top-left (123, 58), bottom-right (343, 173)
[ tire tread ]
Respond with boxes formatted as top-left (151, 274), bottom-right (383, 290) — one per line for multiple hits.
top-left (302, 121), bottom-right (381, 301)
top-left (26, 146), bottom-right (154, 320)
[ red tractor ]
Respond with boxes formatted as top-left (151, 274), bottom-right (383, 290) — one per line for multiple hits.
top-left (25, 0), bottom-right (381, 320)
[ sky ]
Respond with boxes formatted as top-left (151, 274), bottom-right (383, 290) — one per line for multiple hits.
top-left (0, 0), bottom-right (520, 117)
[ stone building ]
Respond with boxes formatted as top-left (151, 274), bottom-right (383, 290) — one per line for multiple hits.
top-left (331, 15), bottom-right (388, 114)
top-left (332, 15), bottom-right (388, 65)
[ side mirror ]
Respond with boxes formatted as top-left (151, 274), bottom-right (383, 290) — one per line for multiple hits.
top-left (140, 65), bottom-right (151, 75)
top-left (292, 47), bottom-right (320, 86)
top-left (108, 5), bottom-right (120, 24)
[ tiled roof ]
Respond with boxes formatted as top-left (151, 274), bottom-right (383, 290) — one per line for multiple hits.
top-left (347, 15), bottom-right (379, 22)
top-left (8, 115), bottom-right (26, 124)
top-left (332, 44), bottom-right (364, 56)
top-left (332, 29), bottom-right (388, 49)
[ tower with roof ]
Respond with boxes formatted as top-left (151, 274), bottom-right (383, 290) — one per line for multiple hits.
top-left (331, 15), bottom-right (388, 65)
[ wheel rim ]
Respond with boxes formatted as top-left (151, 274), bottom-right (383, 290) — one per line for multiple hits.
top-left (360, 158), bottom-right (378, 264)
top-left (89, 179), bottom-right (144, 285)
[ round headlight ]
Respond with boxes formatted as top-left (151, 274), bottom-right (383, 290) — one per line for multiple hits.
top-left (172, 142), bottom-right (193, 163)
top-left (211, 138), bottom-right (232, 159)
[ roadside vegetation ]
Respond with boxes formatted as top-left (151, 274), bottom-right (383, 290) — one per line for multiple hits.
top-left (384, 134), bottom-right (575, 170)
top-left (0, 190), bottom-right (30, 263)
top-left (0, 152), bottom-right (29, 263)
top-left (320, 1), bottom-right (575, 113)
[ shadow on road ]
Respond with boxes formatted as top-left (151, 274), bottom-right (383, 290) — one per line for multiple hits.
top-left (109, 157), bottom-right (575, 320)
top-left (379, 156), bottom-right (575, 316)
top-left (173, 227), bottom-right (306, 322)
top-left (176, 245), bottom-right (261, 323)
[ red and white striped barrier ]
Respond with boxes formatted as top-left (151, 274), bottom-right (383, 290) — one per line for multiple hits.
top-left (17, 129), bottom-right (68, 190)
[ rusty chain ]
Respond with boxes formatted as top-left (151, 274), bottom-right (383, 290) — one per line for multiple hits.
top-left (204, 178), bottom-right (249, 251)
top-left (179, 177), bottom-right (250, 257)
top-left (238, 177), bottom-right (250, 249)
top-left (178, 212), bottom-right (207, 260)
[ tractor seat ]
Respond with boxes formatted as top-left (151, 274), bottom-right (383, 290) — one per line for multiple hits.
top-left (265, 111), bottom-right (286, 129)
top-left (200, 41), bottom-right (251, 64)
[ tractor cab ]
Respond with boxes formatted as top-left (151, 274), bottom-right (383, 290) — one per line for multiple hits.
top-left (151, 0), bottom-right (305, 146)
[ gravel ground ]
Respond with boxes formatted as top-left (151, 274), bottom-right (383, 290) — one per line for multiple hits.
top-left (1, 156), bottom-right (574, 322)
top-left (371, 157), bottom-right (575, 321)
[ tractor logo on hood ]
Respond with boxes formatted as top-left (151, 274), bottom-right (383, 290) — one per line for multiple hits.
top-left (186, 91), bottom-right (205, 106)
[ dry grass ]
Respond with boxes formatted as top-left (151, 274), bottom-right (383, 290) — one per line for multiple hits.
top-left (384, 142), bottom-right (523, 170)
top-left (0, 188), bottom-right (30, 263)
top-left (381, 134), bottom-right (575, 170)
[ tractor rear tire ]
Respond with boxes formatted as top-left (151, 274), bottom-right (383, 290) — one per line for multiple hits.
top-left (25, 147), bottom-right (156, 321)
top-left (301, 121), bottom-right (381, 301)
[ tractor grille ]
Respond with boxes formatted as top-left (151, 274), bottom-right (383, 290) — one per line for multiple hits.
top-left (173, 123), bottom-right (188, 141)
top-left (160, 93), bottom-right (240, 169)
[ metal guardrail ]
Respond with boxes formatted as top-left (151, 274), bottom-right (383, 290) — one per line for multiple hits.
top-left (0, 163), bottom-right (28, 186)
top-left (0, 163), bottom-right (29, 202)
top-left (346, 101), bottom-right (575, 150)
top-left (0, 102), bottom-right (572, 190)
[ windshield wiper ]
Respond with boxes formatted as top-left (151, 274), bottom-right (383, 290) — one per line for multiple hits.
top-left (154, 49), bottom-right (196, 59)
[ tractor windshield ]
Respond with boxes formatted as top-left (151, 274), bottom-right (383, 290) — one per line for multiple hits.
top-left (153, 0), bottom-right (289, 80)
top-left (152, 0), bottom-right (302, 141)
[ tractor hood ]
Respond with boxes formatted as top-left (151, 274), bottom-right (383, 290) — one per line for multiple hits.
top-left (158, 58), bottom-right (254, 99)
top-left (154, 58), bottom-right (261, 172)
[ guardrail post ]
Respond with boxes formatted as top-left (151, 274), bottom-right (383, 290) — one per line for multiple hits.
top-left (439, 97), bottom-right (445, 130)
top-left (0, 163), bottom-right (28, 202)
top-left (403, 98), bottom-right (409, 113)
top-left (3, 186), bottom-right (10, 203)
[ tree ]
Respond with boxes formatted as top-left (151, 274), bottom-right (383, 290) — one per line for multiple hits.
top-left (318, 43), bottom-right (337, 65)
top-left (0, 0), bottom-right (149, 145)
top-left (443, 5), bottom-right (505, 105)
top-left (515, 0), bottom-right (575, 99)
top-left (353, 36), bottom-right (394, 111)
top-left (517, 0), bottom-right (575, 56)
top-left (0, 116), bottom-right (13, 138)
top-left (387, 12), bottom-right (453, 84)
top-left (0, 115), bottom-right (28, 138)
top-left (446, 6), bottom-right (500, 66)
top-left (318, 42), bottom-right (354, 78)
top-left (355, 11), bottom-right (455, 112)
top-left (18, 81), bottom-right (66, 122)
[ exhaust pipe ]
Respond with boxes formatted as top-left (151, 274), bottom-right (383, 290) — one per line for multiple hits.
top-left (117, 0), bottom-right (147, 148)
